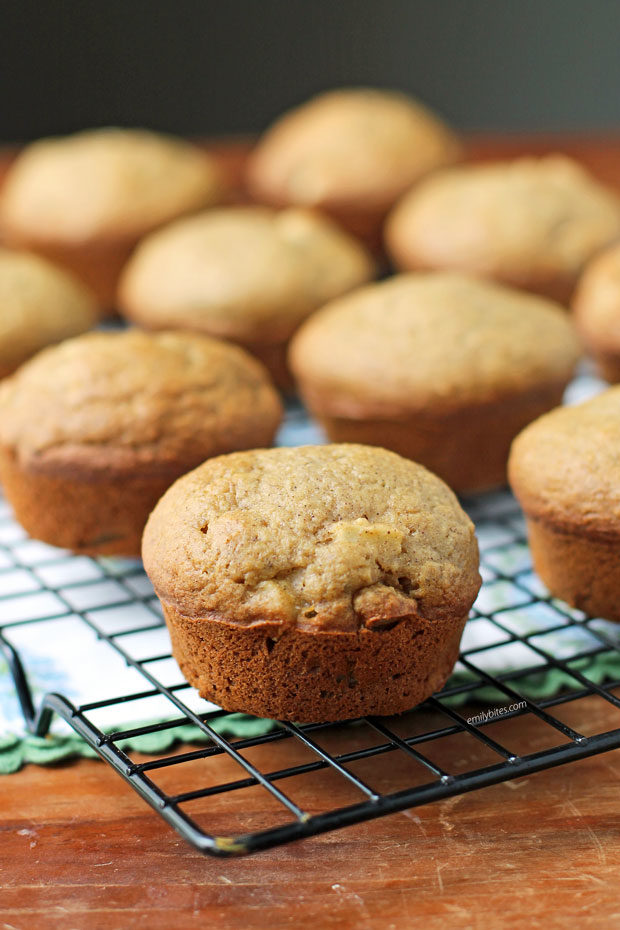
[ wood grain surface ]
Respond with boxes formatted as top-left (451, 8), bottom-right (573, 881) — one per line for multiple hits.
top-left (3, 136), bottom-right (620, 930)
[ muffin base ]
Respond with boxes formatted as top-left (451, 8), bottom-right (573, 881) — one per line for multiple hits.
top-left (302, 382), bottom-right (567, 494)
top-left (526, 516), bottom-right (620, 622)
top-left (0, 446), bottom-right (177, 557)
top-left (162, 602), bottom-right (468, 722)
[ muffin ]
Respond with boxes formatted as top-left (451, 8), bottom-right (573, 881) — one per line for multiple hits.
top-left (0, 128), bottom-right (221, 308)
top-left (573, 242), bottom-right (620, 381)
top-left (246, 88), bottom-right (461, 250)
top-left (386, 156), bottom-right (620, 303)
top-left (509, 387), bottom-right (620, 621)
top-left (118, 205), bottom-right (375, 388)
top-left (0, 248), bottom-right (98, 378)
top-left (289, 273), bottom-right (580, 493)
top-left (0, 330), bottom-right (282, 556)
top-left (142, 444), bottom-right (481, 722)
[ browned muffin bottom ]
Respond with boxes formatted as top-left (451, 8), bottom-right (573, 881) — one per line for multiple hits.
top-left (289, 273), bottom-right (580, 493)
top-left (163, 602), bottom-right (467, 722)
top-left (508, 387), bottom-right (620, 621)
top-left (0, 330), bottom-right (282, 556)
top-left (142, 444), bottom-right (481, 722)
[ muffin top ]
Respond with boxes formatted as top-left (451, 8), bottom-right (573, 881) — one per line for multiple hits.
top-left (118, 206), bottom-right (375, 341)
top-left (0, 329), bottom-right (282, 474)
top-left (509, 387), bottom-right (620, 538)
top-left (0, 128), bottom-right (221, 244)
top-left (289, 273), bottom-right (580, 415)
top-left (386, 156), bottom-right (620, 292)
top-left (246, 88), bottom-right (461, 212)
top-left (142, 444), bottom-right (481, 633)
top-left (0, 249), bottom-right (98, 377)
top-left (573, 242), bottom-right (620, 353)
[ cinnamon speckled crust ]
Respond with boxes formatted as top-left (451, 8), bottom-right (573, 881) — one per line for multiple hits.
top-left (0, 128), bottom-right (222, 306)
top-left (508, 387), bottom-right (620, 621)
top-left (118, 206), bottom-right (375, 387)
top-left (0, 330), bottom-right (282, 555)
top-left (385, 156), bottom-right (620, 303)
top-left (288, 273), bottom-right (579, 491)
top-left (246, 88), bottom-right (461, 248)
top-left (142, 444), bottom-right (481, 633)
top-left (0, 249), bottom-right (98, 378)
top-left (573, 242), bottom-right (620, 381)
top-left (143, 444), bottom-right (480, 722)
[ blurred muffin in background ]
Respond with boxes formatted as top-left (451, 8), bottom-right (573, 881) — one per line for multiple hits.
top-left (245, 87), bottom-right (461, 250)
top-left (118, 205), bottom-right (375, 388)
top-left (0, 329), bottom-right (282, 557)
top-left (289, 272), bottom-right (580, 493)
top-left (573, 242), bottom-right (620, 381)
top-left (386, 156), bottom-right (620, 303)
top-left (0, 128), bottom-right (222, 308)
top-left (0, 248), bottom-right (98, 378)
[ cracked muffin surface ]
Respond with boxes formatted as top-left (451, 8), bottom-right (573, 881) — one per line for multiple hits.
top-left (142, 444), bottom-right (481, 633)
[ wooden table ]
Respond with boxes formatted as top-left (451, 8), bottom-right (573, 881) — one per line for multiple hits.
top-left (3, 136), bottom-right (620, 930)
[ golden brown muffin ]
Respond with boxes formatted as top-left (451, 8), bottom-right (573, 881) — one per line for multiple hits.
top-left (118, 205), bottom-right (375, 388)
top-left (245, 88), bottom-right (461, 250)
top-left (142, 444), bottom-right (481, 722)
top-left (0, 128), bottom-right (222, 308)
top-left (573, 242), bottom-right (620, 381)
top-left (0, 248), bottom-right (98, 378)
top-left (0, 330), bottom-right (282, 556)
top-left (509, 387), bottom-right (620, 621)
top-left (289, 273), bottom-right (580, 493)
top-left (385, 156), bottom-right (620, 303)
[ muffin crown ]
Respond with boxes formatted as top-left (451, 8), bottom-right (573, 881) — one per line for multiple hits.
top-left (142, 444), bottom-right (481, 633)
top-left (0, 329), bottom-right (282, 473)
top-left (386, 156), bottom-right (620, 291)
top-left (118, 206), bottom-right (375, 340)
top-left (509, 386), bottom-right (620, 538)
top-left (247, 87), bottom-right (461, 210)
top-left (0, 128), bottom-right (221, 243)
top-left (289, 272), bottom-right (580, 414)
top-left (0, 248), bottom-right (98, 375)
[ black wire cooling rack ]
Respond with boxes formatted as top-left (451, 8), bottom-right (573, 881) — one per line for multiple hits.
top-left (3, 407), bottom-right (620, 855)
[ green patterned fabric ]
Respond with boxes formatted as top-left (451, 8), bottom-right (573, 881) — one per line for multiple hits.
top-left (0, 714), bottom-right (279, 774)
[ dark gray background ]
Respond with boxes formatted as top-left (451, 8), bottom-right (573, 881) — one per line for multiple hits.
top-left (1, 0), bottom-right (619, 143)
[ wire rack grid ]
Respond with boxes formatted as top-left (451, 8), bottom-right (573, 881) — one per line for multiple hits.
top-left (2, 401), bottom-right (620, 856)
